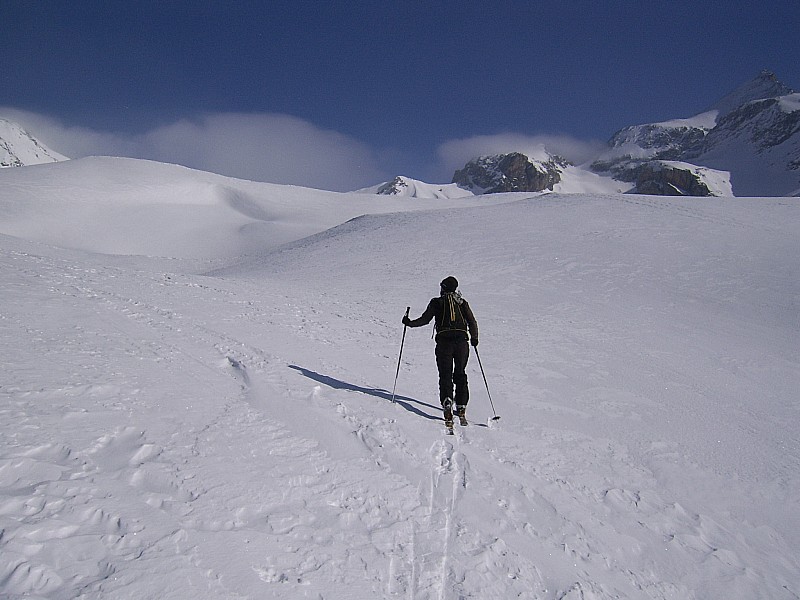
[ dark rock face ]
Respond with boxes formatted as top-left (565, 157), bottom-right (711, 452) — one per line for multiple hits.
top-left (452, 152), bottom-right (567, 194)
top-left (631, 162), bottom-right (714, 197)
top-left (700, 97), bottom-right (800, 153)
top-left (606, 124), bottom-right (708, 161)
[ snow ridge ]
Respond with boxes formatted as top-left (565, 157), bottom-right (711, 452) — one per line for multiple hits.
top-left (358, 176), bottom-right (474, 199)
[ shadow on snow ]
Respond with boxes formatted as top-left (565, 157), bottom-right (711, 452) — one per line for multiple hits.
top-left (288, 364), bottom-right (441, 422)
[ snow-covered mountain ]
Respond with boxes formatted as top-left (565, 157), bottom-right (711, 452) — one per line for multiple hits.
top-left (592, 71), bottom-right (800, 196)
top-left (0, 117), bottom-right (68, 167)
top-left (363, 150), bottom-right (628, 200)
top-left (3, 71), bottom-right (799, 198)
top-left (1, 156), bottom-right (798, 598)
top-left (689, 90), bottom-right (800, 196)
top-left (366, 71), bottom-right (797, 198)
top-left (357, 176), bottom-right (474, 199)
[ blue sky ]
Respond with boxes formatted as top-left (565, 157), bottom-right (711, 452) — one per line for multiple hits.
top-left (2, 0), bottom-right (798, 190)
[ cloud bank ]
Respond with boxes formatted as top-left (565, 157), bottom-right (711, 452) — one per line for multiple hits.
top-left (0, 108), bottom-right (388, 192)
top-left (2, 108), bottom-right (608, 190)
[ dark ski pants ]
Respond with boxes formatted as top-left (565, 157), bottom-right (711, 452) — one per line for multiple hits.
top-left (435, 336), bottom-right (470, 407)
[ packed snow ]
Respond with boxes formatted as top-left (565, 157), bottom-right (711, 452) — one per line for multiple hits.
top-left (1, 158), bottom-right (799, 599)
top-left (552, 166), bottom-right (632, 195)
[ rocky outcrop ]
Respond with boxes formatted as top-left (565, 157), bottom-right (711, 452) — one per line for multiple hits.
top-left (604, 122), bottom-right (708, 162)
top-left (376, 176), bottom-right (410, 195)
top-left (630, 162), bottom-right (722, 196)
top-left (452, 152), bottom-right (568, 194)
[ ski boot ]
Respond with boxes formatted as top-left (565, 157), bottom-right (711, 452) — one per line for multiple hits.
top-left (456, 405), bottom-right (468, 427)
top-left (443, 398), bottom-right (454, 434)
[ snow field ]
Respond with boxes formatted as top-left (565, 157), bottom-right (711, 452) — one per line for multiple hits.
top-left (1, 158), bottom-right (799, 598)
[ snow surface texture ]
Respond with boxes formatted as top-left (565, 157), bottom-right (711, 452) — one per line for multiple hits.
top-left (1, 158), bottom-right (799, 599)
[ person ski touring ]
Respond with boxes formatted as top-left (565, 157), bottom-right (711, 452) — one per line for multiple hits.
top-left (402, 276), bottom-right (478, 429)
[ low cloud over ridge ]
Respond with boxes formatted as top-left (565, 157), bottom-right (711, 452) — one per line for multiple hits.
top-left (435, 133), bottom-right (606, 180)
top-left (0, 109), bottom-right (387, 192)
top-left (3, 108), bottom-right (606, 190)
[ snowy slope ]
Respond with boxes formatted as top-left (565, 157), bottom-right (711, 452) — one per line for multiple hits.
top-left (1, 161), bottom-right (799, 599)
top-left (552, 165), bottom-right (632, 194)
top-left (0, 117), bottom-right (68, 167)
top-left (0, 157), bottom-right (517, 259)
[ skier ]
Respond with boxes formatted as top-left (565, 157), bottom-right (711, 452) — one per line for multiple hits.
top-left (402, 276), bottom-right (478, 427)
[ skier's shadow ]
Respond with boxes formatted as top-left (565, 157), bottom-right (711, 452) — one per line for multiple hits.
top-left (288, 365), bottom-right (441, 421)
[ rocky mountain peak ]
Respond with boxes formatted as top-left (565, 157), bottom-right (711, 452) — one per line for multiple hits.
top-left (710, 70), bottom-right (795, 119)
top-left (452, 152), bottom-right (569, 194)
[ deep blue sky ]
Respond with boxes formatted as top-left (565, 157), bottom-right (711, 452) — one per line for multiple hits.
top-left (2, 0), bottom-right (798, 190)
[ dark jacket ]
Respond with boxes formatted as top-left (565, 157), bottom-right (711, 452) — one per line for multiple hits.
top-left (407, 294), bottom-right (479, 344)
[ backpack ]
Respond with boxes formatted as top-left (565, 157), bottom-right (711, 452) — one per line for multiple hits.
top-left (438, 292), bottom-right (468, 335)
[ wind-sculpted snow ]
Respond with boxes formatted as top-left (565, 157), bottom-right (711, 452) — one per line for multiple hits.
top-left (0, 157), bottom-right (518, 259)
top-left (1, 169), bottom-right (799, 598)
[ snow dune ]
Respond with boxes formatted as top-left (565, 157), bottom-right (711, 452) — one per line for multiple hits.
top-left (1, 158), bottom-right (799, 599)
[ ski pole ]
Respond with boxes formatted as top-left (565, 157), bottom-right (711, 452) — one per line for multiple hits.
top-left (390, 307), bottom-right (410, 403)
top-left (474, 346), bottom-right (500, 420)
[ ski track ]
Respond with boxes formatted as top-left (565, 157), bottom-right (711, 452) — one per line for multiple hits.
top-left (2, 193), bottom-right (799, 600)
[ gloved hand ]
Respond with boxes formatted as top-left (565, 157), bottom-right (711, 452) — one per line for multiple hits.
top-left (471, 338), bottom-right (479, 347)
top-left (402, 316), bottom-right (411, 326)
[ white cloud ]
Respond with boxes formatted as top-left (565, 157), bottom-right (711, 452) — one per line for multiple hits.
top-left (0, 108), bottom-right (387, 192)
top-left (0, 107), bottom-right (140, 158)
top-left (2, 107), bottom-right (609, 190)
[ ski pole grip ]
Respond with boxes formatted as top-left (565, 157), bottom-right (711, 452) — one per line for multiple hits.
top-left (404, 306), bottom-right (410, 317)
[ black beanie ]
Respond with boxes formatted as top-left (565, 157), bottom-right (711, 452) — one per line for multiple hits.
top-left (440, 276), bottom-right (458, 292)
